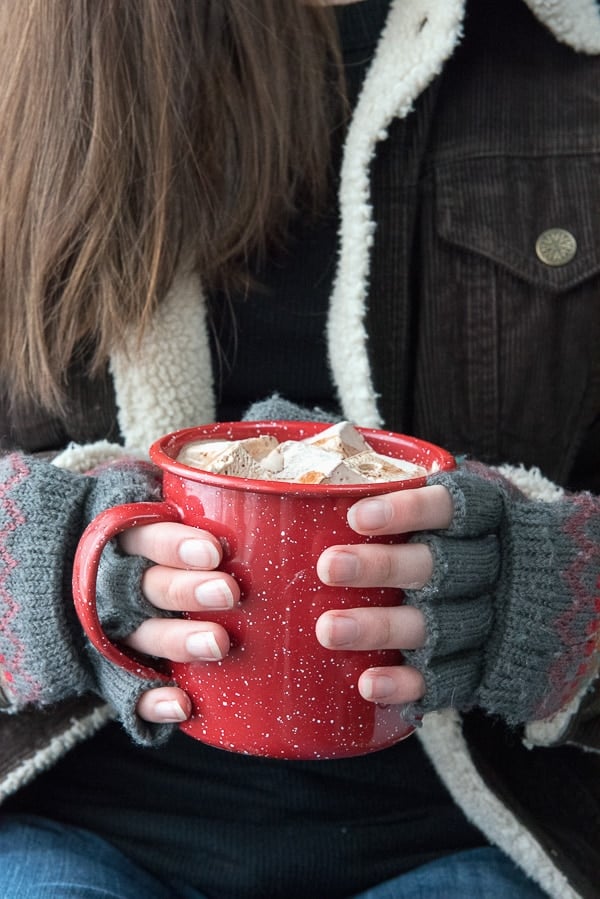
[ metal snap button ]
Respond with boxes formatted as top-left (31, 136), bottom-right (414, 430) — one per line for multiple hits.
top-left (535, 228), bottom-right (577, 266)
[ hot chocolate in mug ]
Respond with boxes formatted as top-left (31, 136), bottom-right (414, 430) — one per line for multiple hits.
top-left (72, 421), bottom-right (455, 759)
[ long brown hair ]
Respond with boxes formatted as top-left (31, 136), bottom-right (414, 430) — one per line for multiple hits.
top-left (0, 1), bottom-right (342, 412)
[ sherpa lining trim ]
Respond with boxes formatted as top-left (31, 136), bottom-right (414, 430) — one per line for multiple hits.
top-left (110, 268), bottom-right (215, 451)
top-left (0, 703), bottom-right (114, 803)
top-left (327, 0), bottom-right (465, 428)
top-left (525, 0), bottom-right (600, 53)
top-left (418, 710), bottom-right (579, 899)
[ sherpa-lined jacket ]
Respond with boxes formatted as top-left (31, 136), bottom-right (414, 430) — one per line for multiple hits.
top-left (1, 2), bottom-right (599, 897)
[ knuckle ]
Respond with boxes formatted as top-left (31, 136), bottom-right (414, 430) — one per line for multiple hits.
top-left (164, 573), bottom-right (189, 610)
top-left (139, 618), bottom-right (176, 660)
top-left (360, 607), bottom-right (395, 648)
top-left (162, 623), bottom-right (189, 659)
top-left (362, 544), bottom-right (396, 584)
top-left (375, 613), bottom-right (394, 647)
top-left (143, 622), bottom-right (169, 658)
top-left (138, 524), bottom-right (165, 560)
top-left (397, 488), bottom-right (428, 525)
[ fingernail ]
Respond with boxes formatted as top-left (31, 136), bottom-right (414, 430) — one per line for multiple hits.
top-left (361, 674), bottom-right (396, 701)
top-left (349, 498), bottom-right (392, 531)
top-left (194, 581), bottom-right (235, 609)
top-left (321, 551), bottom-right (360, 585)
top-left (179, 539), bottom-right (220, 569)
top-left (153, 700), bottom-right (188, 722)
top-left (185, 631), bottom-right (223, 660)
top-left (323, 614), bottom-right (360, 647)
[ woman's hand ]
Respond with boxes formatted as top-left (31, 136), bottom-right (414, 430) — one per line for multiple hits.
top-left (316, 485), bottom-right (454, 705)
top-left (118, 462), bottom-right (599, 731)
top-left (118, 522), bottom-right (239, 724)
top-left (318, 462), bottom-right (600, 727)
top-left (118, 488), bottom-right (453, 725)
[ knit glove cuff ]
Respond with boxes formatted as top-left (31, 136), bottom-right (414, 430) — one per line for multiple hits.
top-left (0, 453), bottom-right (174, 745)
top-left (402, 461), bottom-right (600, 726)
top-left (242, 393), bottom-right (335, 424)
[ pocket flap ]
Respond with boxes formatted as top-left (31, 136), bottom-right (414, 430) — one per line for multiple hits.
top-left (436, 156), bottom-right (600, 292)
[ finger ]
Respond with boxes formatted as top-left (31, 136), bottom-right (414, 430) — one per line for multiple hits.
top-left (415, 534), bottom-right (499, 600)
top-left (142, 566), bottom-right (240, 612)
top-left (136, 686), bottom-right (192, 723)
top-left (347, 484), bottom-right (454, 536)
top-left (358, 665), bottom-right (426, 704)
top-left (119, 522), bottom-right (223, 570)
top-left (125, 618), bottom-right (230, 663)
top-left (316, 605), bottom-right (426, 651)
top-left (317, 542), bottom-right (433, 589)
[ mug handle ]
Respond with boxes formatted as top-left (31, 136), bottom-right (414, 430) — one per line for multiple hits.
top-left (72, 501), bottom-right (183, 682)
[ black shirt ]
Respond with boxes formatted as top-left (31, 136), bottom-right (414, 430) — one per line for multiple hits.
top-left (207, 1), bottom-right (393, 422)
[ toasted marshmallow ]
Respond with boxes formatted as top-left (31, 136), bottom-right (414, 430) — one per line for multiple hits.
top-left (177, 425), bottom-right (428, 485)
top-left (344, 451), bottom-right (426, 482)
top-left (276, 443), bottom-right (345, 482)
top-left (202, 445), bottom-right (273, 479)
top-left (305, 421), bottom-right (370, 458)
top-left (259, 447), bottom-right (285, 473)
top-left (178, 435), bottom-right (278, 472)
top-left (177, 439), bottom-right (235, 470)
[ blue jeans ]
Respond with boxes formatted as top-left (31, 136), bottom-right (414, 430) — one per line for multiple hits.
top-left (0, 815), bottom-right (548, 898)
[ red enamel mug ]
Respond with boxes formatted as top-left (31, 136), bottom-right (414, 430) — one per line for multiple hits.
top-left (72, 421), bottom-right (455, 760)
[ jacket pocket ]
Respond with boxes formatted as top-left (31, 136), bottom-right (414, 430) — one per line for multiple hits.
top-left (418, 155), bottom-right (600, 484)
top-left (436, 155), bottom-right (600, 292)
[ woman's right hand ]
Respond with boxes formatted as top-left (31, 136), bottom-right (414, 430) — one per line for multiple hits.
top-left (118, 521), bottom-right (239, 724)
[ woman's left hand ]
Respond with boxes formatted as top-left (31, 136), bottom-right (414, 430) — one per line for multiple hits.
top-left (316, 484), bottom-right (454, 706)
top-left (316, 462), bottom-right (600, 726)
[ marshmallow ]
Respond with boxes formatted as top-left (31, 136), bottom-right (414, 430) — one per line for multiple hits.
top-left (276, 442), bottom-right (368, 485)
top-left (178, 435), bottom-right (279, 473)
top-left (176, 423), bottom-right (428, 484)
top-left (344, 451), bottom-right (426, 482)
top-left (304, 421), bottom-right (371, 458)
top-left (202, 445), bottom-right (272, 479)
top-left (177, 439), bottom-right (234, 469)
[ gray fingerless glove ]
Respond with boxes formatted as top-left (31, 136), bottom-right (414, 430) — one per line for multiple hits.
top-left (0, 452), bottom-right (174, 745)
top-left (403, 460), bottom-right (600, 727)
top-left (242, 393), bottom-right (336, 424)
